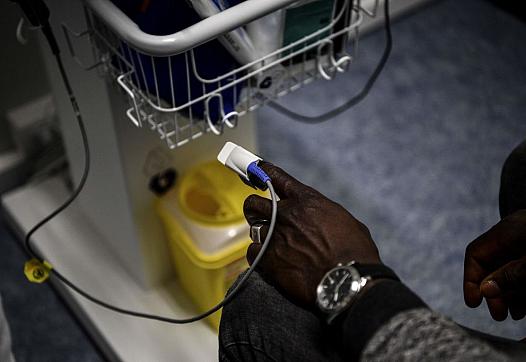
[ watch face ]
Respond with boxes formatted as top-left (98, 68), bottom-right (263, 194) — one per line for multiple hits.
top-left (316, 266), bottom-right (361, 313)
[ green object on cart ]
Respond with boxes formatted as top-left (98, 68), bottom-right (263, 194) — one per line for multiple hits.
top-left (282, 0), bottom-right (334, 61)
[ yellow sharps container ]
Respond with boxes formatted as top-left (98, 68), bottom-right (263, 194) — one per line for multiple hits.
top-left (156, 160), bottom-right (266, 330)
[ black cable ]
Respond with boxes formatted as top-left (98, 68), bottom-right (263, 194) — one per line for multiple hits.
top-left (50, 182), bottom-right (277, 324)
top-left (24, 52), bottom-right (90, 263)
top-left (23, 0), bottom-right (388, 325)
top-left (268, 0), bottom-right (392, 124)
top-left (25, 18), bottom-right (280, 324)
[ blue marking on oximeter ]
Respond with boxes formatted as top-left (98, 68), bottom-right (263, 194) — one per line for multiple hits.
top-left (247, 161), bottom-right (271, 184)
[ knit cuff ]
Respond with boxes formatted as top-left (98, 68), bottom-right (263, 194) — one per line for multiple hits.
top-left (341, 279), bottom-right (428, 360)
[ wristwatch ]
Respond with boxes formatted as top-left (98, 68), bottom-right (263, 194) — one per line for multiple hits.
top-left (316, 261), bottom-right (399, 324)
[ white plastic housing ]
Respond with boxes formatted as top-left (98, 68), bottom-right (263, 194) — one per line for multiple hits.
top-left (217, 142), bottom-right (261, 182)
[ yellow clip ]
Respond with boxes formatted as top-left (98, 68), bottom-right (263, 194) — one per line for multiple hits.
top-left (24, 259), bottom-right (53, 283)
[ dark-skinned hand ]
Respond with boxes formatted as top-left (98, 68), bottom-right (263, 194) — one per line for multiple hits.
top-left (464, 210), bottom-right (526, 321)
top-left (243, 163), bottom-right (381, 308)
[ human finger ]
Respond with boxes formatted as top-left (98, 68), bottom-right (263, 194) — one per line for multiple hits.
top-left (246, 227), bottom-right (285, 268)
top-left (508, 292), bottom-right (526, 321)
top-left (462, 221), bottom-right (525, 308)
top-left (481, 257), bottom-right (526, 299)
top-left (244, 194), bottom-right (272, 225)
top-left (463, 248), bottom-right (485, 308)
top-left (246, 242), bottom-right (263, 266)
top-left (465, 214), bottom-right (526, 272)
top-left (259, 162), bottom-right (308, 199)
top-left (486, 297), bottom-right (508, 321)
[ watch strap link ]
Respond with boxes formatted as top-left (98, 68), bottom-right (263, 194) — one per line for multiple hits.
top-left (351, 263), bottom-right (400, 282)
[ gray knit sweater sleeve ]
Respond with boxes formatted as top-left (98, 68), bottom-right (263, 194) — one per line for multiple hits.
top-left (340, 279), bottom-right (524, 361)
top-left (361, 308), bottom-right (507, 361)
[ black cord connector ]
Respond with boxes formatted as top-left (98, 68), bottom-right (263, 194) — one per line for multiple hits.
top-left (12, 0), bottom-right (60, 54)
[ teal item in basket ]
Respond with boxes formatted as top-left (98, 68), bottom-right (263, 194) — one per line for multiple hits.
top-left (283, 0), bottom-right (335, 62)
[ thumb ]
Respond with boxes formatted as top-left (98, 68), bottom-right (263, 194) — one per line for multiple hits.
top-left (481, 257), bottom-right (526, 298)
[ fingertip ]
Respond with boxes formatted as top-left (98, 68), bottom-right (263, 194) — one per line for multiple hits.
top-left (243, 194), bottom-right (272, 223)
top-left (481, 280), bottom-right (502, 299)
top-left (492, 312), bottom-right (508, 321)
top-left (492, 312), bottom-right (508, 322)
top-left (243, 194), bottom-right (262, 210)
top-left (463, 254), bottom-right (487, 307)
top-left (486, 297), bottom-right (509, 321)
top-left (465, 297), bottom-right (483, 309)
top-left (464, 282), bottom-right (483, 308)
top-left (510, 306), bottom-right (526, 321)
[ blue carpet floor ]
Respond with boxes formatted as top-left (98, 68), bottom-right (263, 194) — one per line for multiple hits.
top-left (0, 0), bottom-right (525, 360)
top-left (0, 218), bottom-right (102, 362)
top-left (258, 0), bottom-right (526, 339)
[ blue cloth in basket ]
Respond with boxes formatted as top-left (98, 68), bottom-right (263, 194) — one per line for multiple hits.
top-left (110, 0), bottom-right (245, 124)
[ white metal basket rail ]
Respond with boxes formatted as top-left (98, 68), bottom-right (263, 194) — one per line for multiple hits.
top-left (66, 0), bottom-right (379, 148)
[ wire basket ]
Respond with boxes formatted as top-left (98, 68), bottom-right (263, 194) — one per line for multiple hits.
top-left (65, 0), bottom-right (379, 149)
